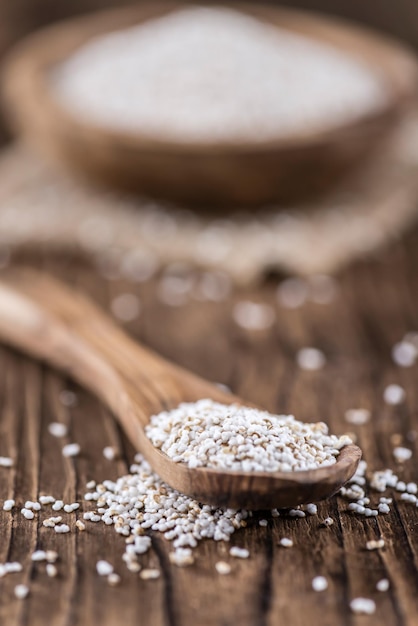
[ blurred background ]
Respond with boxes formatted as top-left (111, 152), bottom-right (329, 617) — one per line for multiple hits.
top-left (0, 0), bottom-right (417, 282)
top-left (0, 0), bottom-right (416, 148)
top-left (0, 0), bottom-right (416, 62)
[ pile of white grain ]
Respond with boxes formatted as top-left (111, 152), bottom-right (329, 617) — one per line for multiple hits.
top-left (145, 399), bottom-right (351, 471)
top-left (53, 7), bottom-right (387, 141)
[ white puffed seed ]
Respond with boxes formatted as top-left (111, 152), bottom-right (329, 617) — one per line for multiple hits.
top-left (48, 422), bottom-right (68, 437)
top-left (169, 549), bottom-right (194, 567)
top-left (54, 524), bottom-right (70, 534)
top-left (103, 446), bottom-right (118, 461)
top-left (3, 499), bottom-right (15, 511)
top-left (229, 547), bottom-right (249, 559)
top-left (62, 443), bottom-right (81, 458)
top-left (376, 578), bottom-right (390, 592)
top-left (76, 520), bottom-right (86, 531)
top-left (350, 598), bottom-right (376, 615)
top-left (383, 384), bottom-right (405, 405)
top-left (366, 539), bottom-right (385, 550)
top-left (392, 341), bottom-right (417, 367)
top-left (64, 503), bottom-right (80, 513)
top-left (400, 493), bottom-right (417, 504)
top-left (312, 576), bottom-right (328, 591)
top-left (96, 560), bottom-right (114, 576)
top-left (21, 508), bottom-right (35, 520)
top-left (232, 301), bottom-right (275, 331)
top-left (279, 538), bottom-right (293, 548)
top-left (46, 563), bottom-right (58, 578)
top-left (25, 501), bottom-right (41, 511)
top-left (4, 562), bottom-right (22, 574)
top-left (43, 520), bottom-right (55, 528)
top-left (14, 584), bottom-right (29, 599)
top-left (344, 409), bottom-right (371, 425)
top-left (348, 503), bottom-right (363, 513)
top-left (380, 497), bottom-right (392, 504)
top-left (370, 468), bottom-right (398, 492)
top-left (107, 573), bottom-right (121, 586)
top-left (43, 516), bottom-right (62, 528)
top-left (215, 561), bottom-right (231, 575)
top-left (39, 496), bottom-right (55, 505)
top-left (296, 348), bottom-right (326, 371)
top-left (46, 551), bottom-right (58, 563)
top-left (393, 447), bottom-right (412, 463)
top-left (52, 501), bottom-right (64, 511)
top-left (140, 569), bottom-right (160, 580)
top-left (31, 550), bottom-right (47, 562)
top-left (126, 562), bottom-right (141, 573)
top-left (0, 456), bottom-right (14, 468)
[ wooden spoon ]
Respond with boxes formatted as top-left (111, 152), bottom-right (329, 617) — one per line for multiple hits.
top-left (0, 269), bottom-right (361, 509)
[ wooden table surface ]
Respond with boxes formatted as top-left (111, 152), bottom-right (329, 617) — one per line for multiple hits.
top-left (1, 227), bottom-right (418, 626)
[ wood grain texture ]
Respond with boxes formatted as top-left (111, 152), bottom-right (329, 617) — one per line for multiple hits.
top-left (0, 229), bottom-right (418, 625)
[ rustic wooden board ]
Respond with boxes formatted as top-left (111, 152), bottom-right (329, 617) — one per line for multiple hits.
top-left (1, 228), bottom-right (418, 626)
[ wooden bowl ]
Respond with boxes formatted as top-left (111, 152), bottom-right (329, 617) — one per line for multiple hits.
top-left (1, 2), bottom-right (418, 208)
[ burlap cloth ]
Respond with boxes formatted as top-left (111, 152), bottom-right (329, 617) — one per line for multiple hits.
top-left (1, 114), bottom-right (418, 285)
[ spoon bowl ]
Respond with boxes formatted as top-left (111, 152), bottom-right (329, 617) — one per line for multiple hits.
top-left (0, 269), bottom-right (361, 509)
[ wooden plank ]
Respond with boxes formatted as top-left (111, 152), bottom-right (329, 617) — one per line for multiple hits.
top-left (1, 231), bottom-right (418, 625)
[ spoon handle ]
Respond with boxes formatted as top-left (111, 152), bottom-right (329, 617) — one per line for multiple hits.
top-left (0, 269), bottom-right (223, 441)
top-left (0, 269), bottom-right (362, 510)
